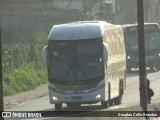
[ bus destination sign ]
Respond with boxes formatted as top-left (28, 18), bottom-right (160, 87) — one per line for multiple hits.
top-left (127, 24), bottom-right (159, 32)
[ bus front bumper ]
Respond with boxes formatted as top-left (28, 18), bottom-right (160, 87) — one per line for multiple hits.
top-left (49, 88), bottom-right (105, 104)
top-left (127, 56), bottom-right (160, 68)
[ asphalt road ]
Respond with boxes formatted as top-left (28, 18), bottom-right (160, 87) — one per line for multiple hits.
top-left (5, 69), bottom-right (160, 112)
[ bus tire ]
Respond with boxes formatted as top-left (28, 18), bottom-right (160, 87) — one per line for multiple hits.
top-left (114, 80), bottom-right (122, 105)
top-left (109, 100), bottom-right (114, 106)
top-left (114, 96), bottom-right (122, 105)
top-left (101, 101), bottom-right (109, 108)
top-left (55, 103), bottom-right (62, 111)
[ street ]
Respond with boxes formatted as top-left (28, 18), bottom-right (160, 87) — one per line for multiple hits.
top-left (5, 69), bottom-right (160, 112)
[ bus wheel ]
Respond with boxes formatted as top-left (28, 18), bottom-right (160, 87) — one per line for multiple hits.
top-left (101, 101), bottom-right (109, 108)
top-left (55, 103), bottom-right (62, 111)
top-left (114, 96), bottom-right (122, 105)
top-left (109, 100), bottom-right (114, 106)
top-left (114, 80), bottom-right (122, 105)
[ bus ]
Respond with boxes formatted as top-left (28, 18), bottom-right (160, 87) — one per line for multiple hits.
top-left (122, 23), bottom-right (160, 72)
top-left (41, 21), bottom-right (126, 110)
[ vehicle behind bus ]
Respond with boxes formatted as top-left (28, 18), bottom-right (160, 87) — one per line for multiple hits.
top-left (42, 21), bottom-right (126, 110)
top-left (122, 23), bottom-right (160, 72)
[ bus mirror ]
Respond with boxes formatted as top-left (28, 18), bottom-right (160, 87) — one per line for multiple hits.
top-left (42, 46), bottom-right (48, 65)
top-left (103, 43), bottom-right (108, 62)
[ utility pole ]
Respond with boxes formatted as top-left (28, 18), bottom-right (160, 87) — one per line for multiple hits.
top-left (137, 0), bottom-right (147, 111)
top-left (0, 17), bottom-right (4, 119)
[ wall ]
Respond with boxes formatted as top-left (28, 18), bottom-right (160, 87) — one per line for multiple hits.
top-left (0, 0), bottom-right (83, 45)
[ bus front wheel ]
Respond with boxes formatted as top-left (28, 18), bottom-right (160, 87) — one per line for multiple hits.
top-left (101, 101), bottom-right (109, 108)
top-left (114, 96), bottom-right (122, 105)
top-left (55, 103), bottom-right (62, 111)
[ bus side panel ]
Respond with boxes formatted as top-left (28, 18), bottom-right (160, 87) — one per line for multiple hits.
top-left (104, 27), bottom-right (126, 100)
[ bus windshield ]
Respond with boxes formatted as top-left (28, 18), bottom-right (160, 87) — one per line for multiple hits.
top-left (125, 31), bottom-right (160, 52)
top-left (125, 33), bottom-right (138, 52)
top-left (48, 39), bottom-right (104, 82)
top-left (145, 32), bottom-right (160, 51)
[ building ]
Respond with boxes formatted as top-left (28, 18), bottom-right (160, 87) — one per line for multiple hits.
top-left (0, 0), bottom-right (98, 44)
top-left (0, 0), bottom-right (160, 44)
top-left (112, 0), bottom-right (160, 24)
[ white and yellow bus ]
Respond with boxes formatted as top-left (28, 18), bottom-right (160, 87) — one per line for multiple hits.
top-left (42, 21), bottom-right (126, 110)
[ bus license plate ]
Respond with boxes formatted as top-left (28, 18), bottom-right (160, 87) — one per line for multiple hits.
top-left (72, 96), bottom-right (81, 100)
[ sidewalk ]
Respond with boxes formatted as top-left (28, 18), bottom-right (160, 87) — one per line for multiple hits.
top-left (4, 83), bottom-right (48, 109)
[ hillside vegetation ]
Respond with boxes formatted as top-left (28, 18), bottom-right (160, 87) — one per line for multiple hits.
top-left (3, 34), bottom-right (48, 96)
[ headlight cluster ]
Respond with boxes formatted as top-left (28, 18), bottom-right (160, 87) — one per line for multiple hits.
top-left (96, 94), bottom-right (101, 99)
top-left (52, 96), bottom-right (58, 101)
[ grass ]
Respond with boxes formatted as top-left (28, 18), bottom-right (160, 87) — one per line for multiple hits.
top-left (3, 63), bottom-right (47, 96)
top-left (2, 33), bottom-right (48, 96)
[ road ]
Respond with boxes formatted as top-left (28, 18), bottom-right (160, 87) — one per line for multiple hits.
top-left (5, 69), bottom-right (160, 112)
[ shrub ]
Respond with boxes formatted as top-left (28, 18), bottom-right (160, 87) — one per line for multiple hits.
top-left (3, 33), bottom-right (48, 96)
top-left (3, 63), bottom-right (47, 96)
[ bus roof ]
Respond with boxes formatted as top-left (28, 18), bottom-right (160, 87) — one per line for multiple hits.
top-left (48, 21), bottom-right (120, 40)
top-left (122, 23), bottom-right (159, 33)
top-left (122, 23), bottom-right (159, 29)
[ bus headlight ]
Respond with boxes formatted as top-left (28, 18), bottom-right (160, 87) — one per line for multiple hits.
top-left (96, 94), bottom-right (101, 99)
top-left (52, 96), bottom-right (58, 101)
top-left (158, 53), bottom-right (160, 56)
top-left (127, 56), bottom-right (131, 59)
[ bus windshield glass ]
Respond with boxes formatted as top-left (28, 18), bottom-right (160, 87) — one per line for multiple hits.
top-left (145, 32), bottom-right (160, 51)
top-left (125, 33), bottom-right (138, 52)
top-left (125, 31), bottom-right (160, 52)
top-left (48, 39), bottom-right (104, 82)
